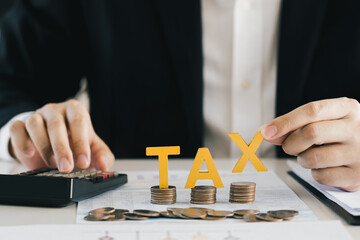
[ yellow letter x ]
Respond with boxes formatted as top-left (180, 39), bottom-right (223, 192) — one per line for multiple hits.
top-left (229, 132), bottom-right (267, 172)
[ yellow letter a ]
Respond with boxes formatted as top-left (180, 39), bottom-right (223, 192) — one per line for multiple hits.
top-left (185, 148), bottom-right (224, 188)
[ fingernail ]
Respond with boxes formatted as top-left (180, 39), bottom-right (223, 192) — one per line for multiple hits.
top-left (77, 154), bottom-right (89, 168)
top-left (59, 158), bottom-right (72, 172)
top-left (261, 124), bottom-right (277, 139)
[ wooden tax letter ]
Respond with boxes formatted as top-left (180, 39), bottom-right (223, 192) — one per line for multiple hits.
top-left (146, 146), bottom-right (180, 189)
top-left (185, 148), bottom-right (224, 188)
top-left (229, 132), bottom-right (267, 172)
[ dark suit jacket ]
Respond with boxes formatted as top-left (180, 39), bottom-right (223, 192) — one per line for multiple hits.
top-left (0, 0), bottom-right (359, 158)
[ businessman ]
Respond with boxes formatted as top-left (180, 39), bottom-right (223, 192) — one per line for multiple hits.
top-left (1, 0), bottom-right (360, 191)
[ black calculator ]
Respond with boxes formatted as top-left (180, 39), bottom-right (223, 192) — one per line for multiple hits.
top-left (0, 168), bottom-right (127, 207)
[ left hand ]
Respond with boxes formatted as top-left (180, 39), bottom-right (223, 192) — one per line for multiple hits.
top-left (261, 97), bottom-right (360, 192)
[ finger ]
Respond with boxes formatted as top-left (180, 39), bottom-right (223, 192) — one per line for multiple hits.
top-left (24, 114), bottom-right (54, 167)
top-left (41, 112), bottom-right (74, 173)
top-left (10, 120), bottom-right (35, 158)
top-left (9, 120), bottom-right (51, 169)
top-left (297, 144), bottom-right (356, 169)
top-left (282, 119), bottom-right (351, 156)
top-left (66, 102), bottom-right (91, 169)
top-left (90, 134), bottom-right (114, 171)
top-left (261, 97), bottom-right (359, 142)
top-left (311, 166), bottom-right (360, 191)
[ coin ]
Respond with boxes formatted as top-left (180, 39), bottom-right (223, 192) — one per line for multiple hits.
top-left (151, 185), bottom-right (177, 205)
top-left (229, 182), bottom-right (256, 204)
top-left (256, 213), bottom-right (283, 222)
top-left (192, 185), bottom-right (216, 191)
top-left (113, 209), bottom-right (130, 215)
top-left (233, 209), bottom-right (260, 217)
top-left (243, 213), bottom-right (264, 222)
top-left (232, 214), bottom-right (244, 219)
top-left (124, 213), bottom-right (149, 220)
top-left (167, 207), bottom-right (183, 214)
top-left (188, 207), bottom-right (212, 213)
top-left (133, 209), bottom-right (160, 217)
top-left (191, 185), bottom-right (216, 204)
top-left (267, 210), bottom-right (299, 220)
top-left (106, 214), bottom-right (126, 221)
top-left (180, 208), bottom-right (207, 219)
top-left (201, 215), bottom-right (226, 220)
top-left (230, 182), bottom-right (256, 188)
top-left (171, 208), bottom-right (191, 219)
top-left (84, 213), bottom-right (111, 221)
top-left (89, 207), bottom-right (115, 215)
top-left (207, 210), bottom-right (234, 218)
top-left (267, 210), bottom-right (299, 216)
top-left (160, 211), bottom-right (177, 218)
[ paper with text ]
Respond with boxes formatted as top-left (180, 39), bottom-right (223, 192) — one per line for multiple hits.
top-left (0, 221), bottom-right (352, 240)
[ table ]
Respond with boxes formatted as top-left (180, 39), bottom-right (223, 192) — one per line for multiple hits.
top-left (0, 158), bottom-right (359, 239)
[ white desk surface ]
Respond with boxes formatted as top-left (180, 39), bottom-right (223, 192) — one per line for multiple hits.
top-left (0, 158), bottom-right (359, 239)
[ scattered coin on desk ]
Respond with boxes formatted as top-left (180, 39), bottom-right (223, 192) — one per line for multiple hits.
top-left (124, 213), bottom-right (149, 220)
top-left (113, 209), bottom-right (129, 215)
top-left (133, 209), bottom-right (160, 217)
top-left (267, 210), bottom-right (299, 220)
top-left (255, 213), bottom-right (283, 222)
top-left (84, 213), bottom-right (112, 221)
top-left (84, 208), bottom-right (299, 222)
top-left (208, 210), bottom-right (234, 218)
top-left (160, 211), bottom-right (177, 218)
top-left (106, 214), bottom-right (126, 221)
top-left (179, 208), bottom-right (207, 219)
top-left (233, 209), bottom-right (260, 218)
top-left (243, 213), bottom-right (264, 222)
top-left (88, 207), bottom-right (115, 215)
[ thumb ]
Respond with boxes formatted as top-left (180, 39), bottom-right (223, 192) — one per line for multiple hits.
top-left (260, 124), bottom-right (289, 146)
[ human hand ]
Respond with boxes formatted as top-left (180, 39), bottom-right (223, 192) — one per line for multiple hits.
top-left (9, 99), bottom-right (114, 173)
top-left (261, 97), bottom-right (360, 191)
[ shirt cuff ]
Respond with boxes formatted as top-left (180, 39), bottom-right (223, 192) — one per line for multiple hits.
top-left (0, 112), bottom-right (34, 162)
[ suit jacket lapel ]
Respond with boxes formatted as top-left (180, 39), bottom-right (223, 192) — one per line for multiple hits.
top-left (155, 0), bottom-right (204, 148)
top-left (277, 0), bottom-right (328, 116)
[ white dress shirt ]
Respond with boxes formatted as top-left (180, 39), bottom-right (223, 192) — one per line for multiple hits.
top-left (202, 0), bottom-right (281, 158)
top-left (0, 0), bottom-right (282, 161)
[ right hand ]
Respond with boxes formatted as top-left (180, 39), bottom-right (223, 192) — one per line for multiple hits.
top-left (9, 99), bottom-right (114, 173)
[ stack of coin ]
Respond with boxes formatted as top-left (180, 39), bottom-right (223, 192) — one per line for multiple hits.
top-left (229, 182), bottom-right (256, 203)
top-left (190, 185), bottom-right (216, 204)
top-left (151, 185), bottom-right (176, 204)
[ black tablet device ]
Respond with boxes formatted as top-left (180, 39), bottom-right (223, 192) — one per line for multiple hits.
top-left (289, 171), bottom-right (360, 225)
